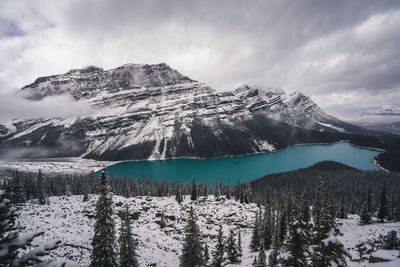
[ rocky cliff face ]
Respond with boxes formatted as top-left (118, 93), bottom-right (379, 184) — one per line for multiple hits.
top-left (0, 63), bottom-right (369, 160)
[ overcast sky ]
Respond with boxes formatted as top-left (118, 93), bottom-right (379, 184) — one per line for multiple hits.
top-left (0, 0), bottom-right (399, 121)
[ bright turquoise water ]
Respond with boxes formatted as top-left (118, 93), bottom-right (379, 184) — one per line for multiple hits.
top-left (104, 142), bottom-right (381, 184)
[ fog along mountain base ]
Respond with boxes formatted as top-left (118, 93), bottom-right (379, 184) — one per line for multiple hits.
top-left (1, 63), bottom-right (399, 171)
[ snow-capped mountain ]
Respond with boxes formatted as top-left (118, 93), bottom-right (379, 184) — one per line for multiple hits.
top-left (0, 63), bottom-right (369, 160)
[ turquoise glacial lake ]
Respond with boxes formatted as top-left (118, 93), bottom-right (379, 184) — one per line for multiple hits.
top-left (104, 142), bottom-right (382, 184)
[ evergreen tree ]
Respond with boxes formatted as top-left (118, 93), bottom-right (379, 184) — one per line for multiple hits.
top-left (252, 256), bottom-right (258, 267)
top-left (285, 206), bottom-right (310, 267)
top-left (119, 204), bottom-right (139, 267)
top-left (203, 242), bottom-right (210, 266)
top-left (312, 202), bottom-right (349, 267)
top-left (212, 225), bottom-right (225, 267)
top-left (250, 211), bottom-right (261, 251)
top-left (360, 203), bottom-right (372, 225)
top-left (191, 176), bottom-right (197, 201)
top-left (37, 170), bottom-right (46, 205)
top-left (235, 179), bottom-right (240, 201)
top-left (175, 184), bottom-right (183, 204)
top-left (237, 230), bottom-right (242, 257)
top-left (160, 210), bottom-right (167, 229)
top-left (255, 246), bottom-right (267, 267)
top-left (381, 230), bottom-right (399, 250)
top-left (225, 183), bottom-right (232, 199)
top-left (214, 180), bottom-right (221, 198)
top-left (90, 170), bottom-right (117, 267)
top-left (366, 188), bottom-right (373, 214)
top-left (240, 187), bottom-right (244, 204)
top-left (261, 208), bottom-right (272, 249)
top-left (12, 171), bottom-right (26, 203)
top-left (378, 184), bottom-right (388, 222)
top-left (279, 211), bottom-right (287, 244)
top-left (338, 199), bottom-right (347, 219)
top-left (0, 189), bottom-right (59, 265)
top-left (226, 229), bottom-right (240, 263)
top-left (180, 206), bottom-right (204, 267)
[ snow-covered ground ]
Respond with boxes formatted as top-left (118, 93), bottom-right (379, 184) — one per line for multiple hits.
top-left (0, 157), bottom-right (114, 174)
top-left (18, 195), bottom-right (400, 266)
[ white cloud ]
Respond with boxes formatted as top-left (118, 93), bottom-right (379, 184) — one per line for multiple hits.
top-left (0, 0), bottom-right (399, 121)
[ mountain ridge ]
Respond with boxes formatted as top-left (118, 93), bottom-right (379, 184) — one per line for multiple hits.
top-left (0, 63), bottom-right (380, 160)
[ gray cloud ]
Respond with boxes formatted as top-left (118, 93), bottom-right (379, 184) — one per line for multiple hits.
top-left (0, 0), bottom-right (399, 121)
top-left (0, 93), bottom-right (94, 119)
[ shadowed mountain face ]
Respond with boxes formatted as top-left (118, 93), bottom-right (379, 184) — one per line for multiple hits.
top-left (0, 63), bottom-right (376, 160)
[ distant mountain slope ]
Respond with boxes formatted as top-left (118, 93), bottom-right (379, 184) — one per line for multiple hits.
top-left (0, 63), bottom-right (380, 160)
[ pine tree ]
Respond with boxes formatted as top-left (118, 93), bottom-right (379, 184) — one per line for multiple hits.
top-left (237, 230), bottom-right (242, 257)
top-left (214, 180), bottom-right (221, 198)
top-left (212, 225), bottom-right (225, 267)
top-left (312, 201), bottom-right (349, 266)
top-left (203, 242), bottom-right (210, 265)
top-left (285, 206), bottom-right (310, 267)
top-left (90, 170), bottom-right (117, 267)
top-left (279, 211), bottom-right (287, 244)
top-left (191, 176), bottom-right (197, 201)
top-left (378, 184), bottom-right (388, 222)
top-left (225, 183), bottom-right (232, 199)
top-left (252, 256), bottom-right (258, 267)
top-left (12, 171), bottom-right (26, 203)
top-left (256, 246), bottom-right (267, 267)
top-left (250, 211), bottom-right (261, 251)
top-left (360, 203), bottom-right (372, 225)
top-left (180, 206), bottom-right (204, 267)
top-left (0, 189), bottom-right (59, 265)
top-left (226, 229), bottom-right (240, 263)
top-left (160, 210), bottom-right (167, 229)
top-left (119, 204), bottom-right (139, 267)
top-left (261, 208), bottom-right (272, 249)
top-left (37, 170), bottom-right (46, 205)
top-left (381, 230), bottom-right (399, 250)
top-left (235, 179), bottom-right (240, 201)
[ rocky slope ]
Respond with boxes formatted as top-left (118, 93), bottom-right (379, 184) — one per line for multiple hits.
top-left (19, 195), bottom-right (400, 266)
top-left (0, 63), bottom-right (371, 160)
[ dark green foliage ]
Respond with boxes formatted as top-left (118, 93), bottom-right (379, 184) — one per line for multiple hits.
top-left (90, 170), bottom-right (117, 267)
top-left (212, 225), bottom-right (225, 267)
top-left (0, 189), bottom-right (59, 265)
top-left (279, 211), bottom-right (287, 244)
top-left (12, 171), bottom-right (26, 203)
top-left (119, 205), bottom-right (139, 267)
top-left (360, 203), bottom-right (372, 225)
top-left (312, 203), bottom-right (349, 267)
top-left (203, 243), bottom-right (210, 265)
top-left (191, 176), bottom-right (197, 201)
top-left (237, 230), bottom-right (242, 257)
top-left (37, 170), bottom-right (46, 205)
top-left (380, 230), bottom-right (399, 250)
top-left (378, 184), bottom-right (388, 222)
top-left (261, 208), bottom-right (272, 249)
top-left (226, 229), bottom-right (240, 263)
top-left (285, 206), bottom-right (310, 267)
top-left (250, 211), bottom-right (261, 251)
top-left (160, 210), bottom-right (166, 229)
top-left (180, 206), bottom-right (204, 267)
top-left (255, 246), bottom-right (267, 267)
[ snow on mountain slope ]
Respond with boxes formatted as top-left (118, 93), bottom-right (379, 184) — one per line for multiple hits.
top-left (0, 63), bottom-right (369, 160)
top-left (18, 195), bottom-right (400, 267)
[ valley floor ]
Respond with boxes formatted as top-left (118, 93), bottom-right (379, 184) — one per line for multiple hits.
top-left (18, 195), bottom-right (400, 266)
top-left (0, 157), bottom-right (113, 175)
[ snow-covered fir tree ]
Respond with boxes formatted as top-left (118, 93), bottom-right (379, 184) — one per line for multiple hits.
top-left (37, 170), bottom-right (46, 205)
top-left (191, 176), bottom-right (197, 201)
top-left (12, 171), bottom-right (26, 203)
top-left (119, 204), bottom-right (139, 267)
top-left (203, 242), bottom-right (210, 266)
top-left (180, 206), bottom-right (204, 267)
top-left (312, 202), bottom-right (349, 266)
top-left (212, 224), bottom-right (225, 267)
top-left (378, 184), bottom-right (388, 222)
top-left (254, 245), bottom-right (267, 267)
top-left (226, 229), bottom-right (240, 263)
top-left (250, 210), bottom-right (261, 251)
top-left (90, 170), bottom-right (118, 267)
top-left (0, 189), bottom-right (60, 265)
